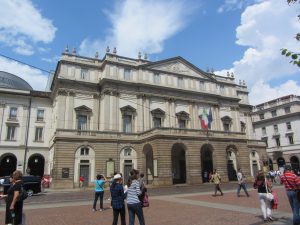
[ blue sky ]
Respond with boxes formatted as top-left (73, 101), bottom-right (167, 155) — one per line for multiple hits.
top-left (0, 0), bottom-right (299, 104)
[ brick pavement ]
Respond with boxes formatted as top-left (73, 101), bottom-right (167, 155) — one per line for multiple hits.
top-left (0, 185), bottom-right (294, 225)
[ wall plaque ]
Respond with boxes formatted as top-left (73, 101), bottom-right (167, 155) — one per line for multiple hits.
top-left (62, 168), bottom-right (69, 178)
top-left (106, 160), bottom-right (115, 177)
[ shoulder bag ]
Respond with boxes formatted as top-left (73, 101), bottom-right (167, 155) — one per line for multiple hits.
top-left (265, 178), bottom-right (274, 201)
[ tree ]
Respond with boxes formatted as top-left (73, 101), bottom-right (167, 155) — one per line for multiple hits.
top-left (281, 0), bottom-right (300, 67)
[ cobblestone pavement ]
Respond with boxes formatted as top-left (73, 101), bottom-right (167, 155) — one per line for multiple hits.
top-left (0, 183), bottom-right (293, 225)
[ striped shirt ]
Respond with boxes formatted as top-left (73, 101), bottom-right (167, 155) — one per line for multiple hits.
top-left (127, 180), bottom-right (141, 204)
top-left (280, 171), bottom-right (300, 190)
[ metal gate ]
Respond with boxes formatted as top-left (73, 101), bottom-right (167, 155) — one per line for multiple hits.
top-left (124, 161), bottom-right (133, 184)
top-left (80, 164), bottom-right (90, 187)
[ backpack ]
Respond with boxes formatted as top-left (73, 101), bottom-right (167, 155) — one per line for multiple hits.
top-left (17, 186), bottom-right (28, 201)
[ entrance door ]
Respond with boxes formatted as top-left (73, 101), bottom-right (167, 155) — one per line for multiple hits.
top-left (252, 160), bottom-right (258, 177)
top-left (0, 154), bottom-right (17, 177)
top-left (124, 161), bottom-right (133, 184)
top-left (171, 145), bottom-right (186, 184)
top-left (28, 154), bottom-right (45, 177)
top-left (227, 160), bottom-right (237, 181)
top-left (201, 146), bottom-right (213, 183)
top-left (80, 165), bottom-right (89, 187)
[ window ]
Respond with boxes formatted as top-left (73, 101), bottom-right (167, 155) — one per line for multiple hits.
top-left (154, 73), bottom-right (160, 84)
top-left (177, 77), bottom-right (184, 88)
top-left (35, 127), bottom-right (43, 141)
top-left (124, 68), bottom-right (131, 80)
top-left (77, 115), bottom-right (87, 130)
top-left (80, 68), bottom-right (88, 80)
top-left (288, 135), bottom-right (294, 144)
top-left (80, 147), bottom-right (89, 156)
top-left (124, 148), bottom-right (132, 156)
top-left (262, 127), bottom-right (266, 135)
top-left (223, 123), bottom-right (230, 132)
top-left (178, 119), bottom-right (186, 129)
top-left (284, 106), bottom-right (291, 114)
top-left (199, 81), bottom-right (205, 90)
top-left (123, 115), bottom-right (132, 133)
top-left (259, 113), bottom-right (264, 120)
top-left (9, 107), bottom-right (17, 120)
top-left (286, 122), bottom-right (292, 130)
top-left (218, 84), bottom-right (225, 94)
top-left (6, 125), bottom-right (16, 140)
top-left (271, 110), bottom-right (277, 117)
top-left (262, 137), bottom-right (268, 147)
top-left (273, 124), bottom-right (278, 133)
top-left (37, 109), bottom-right (44, 121)
top-left (241, 122), bottom-right (246, 133)
top-left (275, 137), bottom-right (280, 147)
top-left (153, 117), bottom-right (161, 128)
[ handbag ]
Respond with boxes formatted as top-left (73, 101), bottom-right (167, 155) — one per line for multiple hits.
top-left (143, 192), bottom-right (149, 207)
top-left (265, 178), bottom-right (274, 201)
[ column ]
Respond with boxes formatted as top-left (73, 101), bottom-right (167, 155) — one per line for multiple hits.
top-left (137, 95), bottom-right (144, 132)
top-left (93, 94), bottom-right (100, 130)
top-left (165, 99), bottom-right (170, 127)
top-left (57, 90), bottom-right (67, 129)
top-left (66, 92), bottom-right (74, 129)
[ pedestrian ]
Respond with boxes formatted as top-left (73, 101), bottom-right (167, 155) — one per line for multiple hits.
top-left (210, 169), bottom-right (224, 196)
top-left (79, 175), bottom-right (84, 189)
top-left (253, 170), bottom-right (274, 222)
top-left (0, 170), bottom-right (24, 225)
top-left (92, 174), bottom-right (108, 212)
top-left (237, 168), bottom-right (250, 197)
top-left (280, 165), bottom-right (300, 225)
top-left (127, 169), bottom-right (145, 225)
top-left (110, 174), bottom-right (126, 225)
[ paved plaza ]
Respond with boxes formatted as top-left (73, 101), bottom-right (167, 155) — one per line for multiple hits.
top-left (0, 184), bottom-right (294, 225)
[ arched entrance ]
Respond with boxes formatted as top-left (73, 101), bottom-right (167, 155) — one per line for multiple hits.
top-left (291, 156), bottom-right (300, 172)
top-left (0, 153), bottom-right (17, 177)
top-left (277, 157), bottom-right (285, 169)
top-left (201, 144), bottom-right (213, 183)
top-left (171, 143), bottom-right (186, 184)
top-left (27, 154), bottom-right (45, 177)
top-left (143, 144), bottom-right (154, 185)
top-left (120, 147), bottom-right (137, 184)
top-left (268, 158), bottom-right (274, 171)
top-left (226, 147), bottom-right (237, 181)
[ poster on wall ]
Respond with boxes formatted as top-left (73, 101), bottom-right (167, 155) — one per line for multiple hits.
top-left (106, 160), bottom-right (115, 177)
top-left (62, 168), bottom-right (69, 178)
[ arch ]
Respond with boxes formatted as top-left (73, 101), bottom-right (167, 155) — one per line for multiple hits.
top-left (74, 146), bottom-right (95, 187)
top-left (226, 146), bottom-right (238, 181)
top-left (277, 157), bottom-right (286, 168)
top-left (290, 156), bottom-right (299, 172)
top-left (201, 144), bottom-right (214, 183)
top-left (0, 153), bottom-right (17, 177)
top-left (249, 151), bottom-right (261, 177)
top-left (171, 143), bottom-right (187, 184)
top-left (143, 144), bottom-right (154, 184)
top-left (120, 146), bottom-right (137, 184)
top-left (27, 153), bottom-right (45, 177)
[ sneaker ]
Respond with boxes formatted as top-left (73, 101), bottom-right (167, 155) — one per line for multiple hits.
top-left (268, 217), bottom-right (274, 221)
top-left (99, 209), bottom-right (104, 212)
top-left (92, 209), bottom-right (96, 212)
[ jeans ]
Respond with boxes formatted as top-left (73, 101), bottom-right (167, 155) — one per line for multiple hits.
top-left (258, 193), bottom-right (272, 219)
top-left (113, 207), bottom-right (126, 225)
top-left (237, 183), bottom-right (249, 197)
top-left (93, 191), bottom-right (104, 210)
top-left (127, 203), bottom-right (145, 225)
top-left (287, 190), bottom-right (300, 225)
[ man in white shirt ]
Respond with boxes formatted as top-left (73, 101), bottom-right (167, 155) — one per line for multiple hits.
top-left (237, 168), bottom-right (250, 197)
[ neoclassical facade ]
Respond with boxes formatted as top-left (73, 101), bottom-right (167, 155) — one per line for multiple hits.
top-left (0, 49), bottom-right (267, 188)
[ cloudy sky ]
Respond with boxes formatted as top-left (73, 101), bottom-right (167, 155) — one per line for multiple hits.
top-left (0, 0), bottom-right (299, 105)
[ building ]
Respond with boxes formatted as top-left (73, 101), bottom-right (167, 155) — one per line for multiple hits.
top-left (252, 95), bottom-right (300, 172)
top-left (0, 48), bottom-right (266, 188)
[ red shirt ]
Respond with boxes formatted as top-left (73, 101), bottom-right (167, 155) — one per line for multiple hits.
top-left (280, 171), bottom-right (300, 190)
top-left (80, 176), bottom-right (84, 182)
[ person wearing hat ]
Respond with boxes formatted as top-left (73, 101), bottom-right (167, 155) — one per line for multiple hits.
top-left (281, 165), bottom-right (300, 225)
top-left (110, 174), bottom-right (126, 225)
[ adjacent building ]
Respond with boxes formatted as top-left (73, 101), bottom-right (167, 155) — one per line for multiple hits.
top-left (0, 48), bottom-right (267, 188)
top-left (252, 95), bottom-right (300, 172)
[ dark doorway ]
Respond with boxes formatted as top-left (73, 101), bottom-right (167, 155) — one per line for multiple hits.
top-left (124, 160), bottom-right (133, 185)
top-left (172, 144), bottom-right (186, 184)
top-left (80, 164), bottom-right (89, 187)
top-left (277, 157), bottom-right (285, 168)
top-left (268, 158), bottom-right (274, 171)
top-left (201, 145), bottom-right (213, 183)
top-left (227, 160), bottom-right (237, 181)
top-left (252, 160), bottom-right (258, 176)
top-left (28, 154), bottom-right (45, 177)
top-left (0, 154), bottom-right (17, 177)
top-left (291, 156), bottom-right (300, 173)
top-left (143, 144), bottom-right (154, 184)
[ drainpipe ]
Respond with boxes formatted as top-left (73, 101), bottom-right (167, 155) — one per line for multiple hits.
top-left (23, 98), bottom-right (32, 174)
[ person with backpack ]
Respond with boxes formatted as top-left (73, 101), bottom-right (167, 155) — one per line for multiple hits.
top-left (0, 170), bottom-right (24, 225)
top-left (92, 174), bottom-right (108, 212)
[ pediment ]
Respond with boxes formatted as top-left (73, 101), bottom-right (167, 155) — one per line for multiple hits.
top-left (142, 57), bottom-right (213, 80)
top-left (151, 108), bottom-right (165, 117)
top-left (176, 111), bottom-right (190, 120)
top-left (74, 105), bottom-right (92, 113)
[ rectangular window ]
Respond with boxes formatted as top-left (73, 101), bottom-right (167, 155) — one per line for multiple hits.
top-left (6, 125), bottom-right (16, 140)
top-left (199, 81), bottom-right (205, 90)
top-left (80, 68), bottom-right (88, 80)
top-left (273, 124), bottom-right (278, 133)
top-left (35, 127), bottom-right (43, 141)
top-left (153, 117), bottom-right (161, 128)
top-left (219, 84), bottom-right (225, 94)
top-left (177, 77), bottom-right (184, 88)
top-left (37, 109), bottom-right (45, 121)
top-left (288, 135), bottom-right (294, 144)
top-left (80, 147), bottom-right (89, 156)
top-left (262, 127), bottom-right (266, 135)
top-left (259, 113), bottom-right (264, 120)
top-left (241, 122), bottom-right (246, 133)
top-left (223, 123), bottom-right (230, 132)
top-left (123, 115), bottom-right (132, 133)
top-left (154, 73), bottom-right (160, 84)
top-left (286, 122), bottom-right (292, 130)
top-left (284, 106), bottom-right (291, 114)
top-left (262, 138), bottom-right (268, 147)
top-left (77, 115), bottom-right (87, 130)
top-left (275, 137), bottom-right (280, 147)
top-left (9, 107), bottom-right (17, 120)
top-left (271, 110), bottom-right (277, 117)
top-left (178, 119), bottom-right (186, 129)
top-left (124, 68), bottom-right (131, 80)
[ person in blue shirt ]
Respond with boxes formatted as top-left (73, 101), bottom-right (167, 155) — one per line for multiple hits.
top-left (110, 174), bottom-right (127, 225)
top-left (93, 174), bottom-right (108, 211)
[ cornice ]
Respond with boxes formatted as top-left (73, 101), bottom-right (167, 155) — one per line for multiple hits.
top-left (252, 112), bottom-right (300, 125)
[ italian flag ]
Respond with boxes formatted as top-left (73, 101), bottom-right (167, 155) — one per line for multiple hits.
top-left (200, 108), bottom-right (213, 129)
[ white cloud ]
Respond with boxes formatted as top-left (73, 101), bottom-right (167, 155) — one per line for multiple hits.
top-left (0, 56), bottom-right (48, 91)
top-left (79, 0), bottom-right (194, 58)
top-left (250, 80), bottom-right (300, 105)
top-left (216, 0), bottom-right (300, 103)
top-left (0, 0), bottom-right (57, 55)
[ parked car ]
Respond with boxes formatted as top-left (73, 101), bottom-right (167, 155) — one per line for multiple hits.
top-left (1, 175), bottom-right (41, 196)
